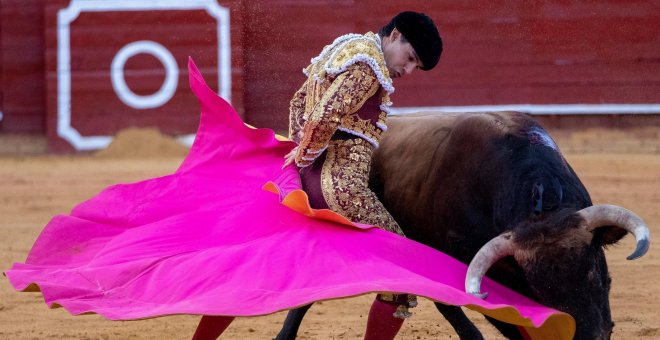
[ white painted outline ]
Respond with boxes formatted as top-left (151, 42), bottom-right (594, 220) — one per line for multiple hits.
top-left (111, 40), bottom-right (179, 109)
top-left (390, 104), bottom-right (660, 116)
top-left (57, 0), bottom-right (230, 150)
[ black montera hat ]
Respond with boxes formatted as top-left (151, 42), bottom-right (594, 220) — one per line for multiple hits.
top-left (394, 11), bottom-right (442, 71)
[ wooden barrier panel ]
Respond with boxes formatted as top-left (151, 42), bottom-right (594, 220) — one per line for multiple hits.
top-left (244, 1), bottom-right (660, 132)
top-left (43, 0), bottom-right (243, 152)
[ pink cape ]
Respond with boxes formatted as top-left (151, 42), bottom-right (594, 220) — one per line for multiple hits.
top-left (5, 58), bottom-right (574, 339)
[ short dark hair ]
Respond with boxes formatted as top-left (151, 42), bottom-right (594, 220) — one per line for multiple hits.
top-left (379, 11), bottom-right (443, 71)
top-left (379, 20), bottom-right (397, 37)
top-left (380, 23), bottom-right (409, 43)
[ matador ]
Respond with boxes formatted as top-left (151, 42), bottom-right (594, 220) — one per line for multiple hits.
top-left (284, 11), bottom-right (443, 340)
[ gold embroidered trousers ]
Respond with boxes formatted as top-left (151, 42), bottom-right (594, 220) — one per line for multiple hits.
top-left (300, 138), bottom-right (403, 235)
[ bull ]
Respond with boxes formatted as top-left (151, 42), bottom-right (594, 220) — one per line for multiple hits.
top-left (276, 111), bottom-right (650, 340)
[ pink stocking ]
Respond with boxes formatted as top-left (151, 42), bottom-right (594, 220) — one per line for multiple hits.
top-left (191, 315), bottom-right (235, 340)
top-left (364, 298), bottom-right (405, 340)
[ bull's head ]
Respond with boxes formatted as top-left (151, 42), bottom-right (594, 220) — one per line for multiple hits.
top-left (465, 205), bottom-right (650, 340)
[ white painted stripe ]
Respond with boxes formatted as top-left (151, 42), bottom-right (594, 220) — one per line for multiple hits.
top-left (63, 0), bottom-right (223, 12)
top-left (390, 104), bottom-right (660, 116)
top-left (217, 7), bottom-right (231, 101)
top-left (176, 134), bottom-right (196, 147)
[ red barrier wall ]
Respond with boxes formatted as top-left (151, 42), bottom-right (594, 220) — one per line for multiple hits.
top-left (0, 0), bottom-right (46, 132)
top-left (0, 1), bottom-right (659, 151)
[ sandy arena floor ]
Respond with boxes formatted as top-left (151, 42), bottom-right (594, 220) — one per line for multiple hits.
top-left (1, 139), bottom-right (659, 339)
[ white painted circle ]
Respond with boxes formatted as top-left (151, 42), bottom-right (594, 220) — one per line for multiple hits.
top-left (111, 40), bottom-right (179, 109)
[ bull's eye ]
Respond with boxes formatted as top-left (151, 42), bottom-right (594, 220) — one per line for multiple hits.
top-left (543, 200), bottom-right (559, 211)
top-left (532, 183), bottom-right (544, 215)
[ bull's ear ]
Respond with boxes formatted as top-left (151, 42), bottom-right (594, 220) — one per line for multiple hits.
top-left (592, 226), bottom-right (628, 246)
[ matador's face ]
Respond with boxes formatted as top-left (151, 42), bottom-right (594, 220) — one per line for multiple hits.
top-left (382, 29), bottom-right (423, 79)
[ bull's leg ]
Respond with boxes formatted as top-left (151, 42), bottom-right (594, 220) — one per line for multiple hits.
top-left (274, 303), bottom-right (313, 340)
top-left (434, 303), bottom-right (484, 340)
top-left (484, 316), bottom-right (526, 340)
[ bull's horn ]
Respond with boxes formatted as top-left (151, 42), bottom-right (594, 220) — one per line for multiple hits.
top-left (465, 232), bottom-right (517, 299)
top-left (578, 204), bottom-right (651, 260)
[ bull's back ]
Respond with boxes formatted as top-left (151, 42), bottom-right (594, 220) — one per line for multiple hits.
top-left (371, 111), bottom-right (535, 246)
top-left (371, 113), bottom-right (455, 236)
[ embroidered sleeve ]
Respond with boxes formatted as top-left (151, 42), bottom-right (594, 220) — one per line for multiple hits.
top-left (295, 62), bottom-right (380, 167)
top-left (288, 82), bottom-right (307, 144)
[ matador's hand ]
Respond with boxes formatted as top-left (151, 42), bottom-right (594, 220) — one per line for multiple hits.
top-left (282, 146), bottom-right (299, 169)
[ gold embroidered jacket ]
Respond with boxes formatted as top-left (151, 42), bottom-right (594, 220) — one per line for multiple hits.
top-left (289, 32), bottom-right (395, 168)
